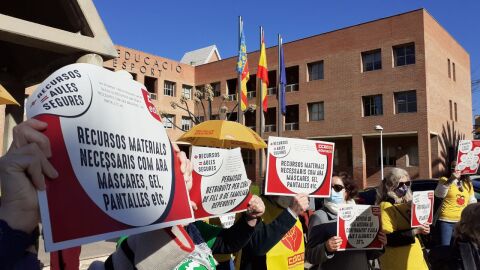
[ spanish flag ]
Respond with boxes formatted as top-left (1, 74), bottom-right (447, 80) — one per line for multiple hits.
top-left (236, 17), bottom-right (249, 111)
top-left (257, 28), bottom-right (269, 113)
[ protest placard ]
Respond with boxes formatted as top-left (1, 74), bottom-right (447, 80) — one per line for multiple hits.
top-left (411, 191), bottom-right (434, 227)
top-left (265, 136), bottom-right (334, 197)
top-left (455, 140), bottom-right (480, 175)
top-left (190, 146), bottom-right (252, 219)
top-left (337, 205), bottom-right (383, 251)
top-left (26, 63), bottom-right (194, 251)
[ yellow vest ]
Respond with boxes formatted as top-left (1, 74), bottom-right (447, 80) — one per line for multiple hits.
top-left (262, 198), bottom-right (305, 270)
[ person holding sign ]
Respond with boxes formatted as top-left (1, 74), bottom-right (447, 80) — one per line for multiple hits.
top-left (376, 168), bottom-right (430, 270)
top-left (434, 161), bottom-right (476, 246)
top-left (306, 172), bottom-right (386, 270)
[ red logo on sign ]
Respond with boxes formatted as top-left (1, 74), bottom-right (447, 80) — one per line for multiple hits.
top-left (281, 226), bottom-right (302, 252)
top-left (316, 143), bottom-right (333, 154)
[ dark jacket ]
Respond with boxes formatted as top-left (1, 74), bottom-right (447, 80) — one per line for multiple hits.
top-left (239, 207), bottom-right (297, 270)
top-left (429, 241), bottom-right (480, 270)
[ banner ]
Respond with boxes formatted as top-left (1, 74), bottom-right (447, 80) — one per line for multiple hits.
top-left (265, 136), bottom-right (334, 197)
top-left (455, 140), bottom-right (480, 175)
top-left (337, 205), bottom-right (383, 251)
top-left (190, 146), bottom-right (252, 219)
top-left (26, 63), bottom-right (193, 251)
top-left (411, 191), bottom-right (434, 227)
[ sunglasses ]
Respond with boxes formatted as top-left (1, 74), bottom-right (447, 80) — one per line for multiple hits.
top-left (332, 184), bottom-right (345, 192)
top-left (397, 181), bottom-right (411, 188)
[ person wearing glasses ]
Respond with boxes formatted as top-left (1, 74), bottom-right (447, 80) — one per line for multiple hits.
top-left (376, 168), bottom-right (430, 270)
top-left (305, 172), bottom-right (386, 270)
top-left (434, 161), bottom-right (476, 246)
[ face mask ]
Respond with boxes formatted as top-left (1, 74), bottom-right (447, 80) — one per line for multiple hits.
top-left (325, 188), bottom-right (345, 205)
top-left (394, 185), bottom-right (409, 198)
top-left (275, 196), bottom-right (292, 209)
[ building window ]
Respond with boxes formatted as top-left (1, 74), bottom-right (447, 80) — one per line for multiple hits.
top-left (377, 146), bottom-right (396, 167)
top-left (395, 90), bottom-right (417, 113)
top-left (182, 85), bottom-right (192, 99)
top-left (164, 80), bottom-right (176, 97)
top-left (408, 145), bottom-right (419, 166)
top-left (181, 116), bottom-right (192, 131)
top-left (307, 61), bottom-right (324, 81)
top-left (449, 100), bottom-right (453, 120)
top-left (393, 43), bottom-right (415, 66)
top-left (454, 102), bottom-right (458, 122)
top-left (452, 62), bottom-right (456, 81)
top-left (162, 114), bottom-right (175, 129)
top-left (362, 95), bottom-right (383, 116)
top-left (211, 82), bottom-right (221, 97)
top-left (242, 149), bottom-right (255, 165)
top-left (334, 148), bottom-right (339, 166)
top-left (448, 59), bottom-right (451, 78)
top-left (362, 49), bottom-right (382, 72)
top-left (308, 102), bottom-right (324, 121)
top-left (144, 76), bottom-right (158, 100)
top-left (197, 116), bottom-right (205, 123)
top-left (129, 72), bottom-right (137, 81)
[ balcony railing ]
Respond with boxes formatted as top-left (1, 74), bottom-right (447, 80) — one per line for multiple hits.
top-left (228, 94), bottom-right (237, 101)
top-left (267, 87), bottom-right (277, 95)
top-left (247, 91), bottom-right (256, 98)
top-left (247, 125), bottom-right (256, 131)
top-left (148, 92), bottom-right (158, 100)
top-left (264, 124), bottom-right (276, 132)
top-left (285, 83), bottom-right (299, 92)
top-left (285, 122), bottom-right (299, 131)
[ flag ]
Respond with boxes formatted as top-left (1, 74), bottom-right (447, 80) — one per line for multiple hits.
top-left (236, 17), bottom-right (249, 111)
top-left (279, 38), bottom-right (286, 115)
top-left (257, 28), bottom-right (268, 113)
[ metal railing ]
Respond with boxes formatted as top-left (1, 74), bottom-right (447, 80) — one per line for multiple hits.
top-left (148, 92), bottom-right (158, 100)
top-left (228, 94), bottom-right (237, 101)
top-left (247, 91), bottom-right (256, 98)
top-left (285, 122), bottom-right (299, 130)
top-left (285, 83), bottom-right (299, 92)
top-left (264, 124), bottom-right (276, 132)
top-left (247, 125), bottom-right (256, 131)
top-left (267, 87), bottom-right (277, 95)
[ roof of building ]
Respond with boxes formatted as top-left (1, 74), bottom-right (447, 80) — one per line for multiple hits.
top-left (180, 45), bottom-right (221, 66)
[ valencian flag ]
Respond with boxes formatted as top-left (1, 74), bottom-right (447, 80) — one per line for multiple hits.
top-left (257, 28), bottom-right (269, 113)
top-left (237, 17), bottom-right (249, 111)
top-left (279, 37), bottom-right (286, 114)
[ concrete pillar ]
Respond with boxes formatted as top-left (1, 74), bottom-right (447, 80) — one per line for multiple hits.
top-left (352, 134), bottom-right (367, 188)
top-left (0, 74), bottom-right (25, 155)
top-left (430, 134), bottom-right (441, 178)
top-left (418, 131), bottom-right (432, 179)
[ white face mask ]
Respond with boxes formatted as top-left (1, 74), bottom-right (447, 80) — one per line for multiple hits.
top-left (275, 196), bottom-right (292, 209)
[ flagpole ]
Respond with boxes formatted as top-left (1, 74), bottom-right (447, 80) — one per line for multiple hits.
top-left (277, 34), bottom-right (283, 137)
top-left (237, 16), bottom-right (243, 124)
top-left (258, 26), bottom-right (264, 186)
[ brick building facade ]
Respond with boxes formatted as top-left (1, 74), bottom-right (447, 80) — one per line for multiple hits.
top-left (18, 9), bottom-right (471, 188)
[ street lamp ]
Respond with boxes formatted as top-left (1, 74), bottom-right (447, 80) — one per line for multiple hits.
top-left (374, 125), bottom-right (384, 181)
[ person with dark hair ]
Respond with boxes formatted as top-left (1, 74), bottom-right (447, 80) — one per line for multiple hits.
top-left (429, 202), bottom-right (480, 270)
top-left (377, 168), bottom-right (430, 270)
top-left (306, 172), bottom-right (386, 270)
top-left (434, 161), bottom-right (476, 246)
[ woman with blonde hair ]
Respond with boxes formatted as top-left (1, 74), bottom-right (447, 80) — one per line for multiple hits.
top-left (376, 168), bottom-right (430, 270)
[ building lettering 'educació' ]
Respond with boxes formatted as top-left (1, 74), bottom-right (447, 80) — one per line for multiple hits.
top-left (112, 47), bottom-right (182, 77)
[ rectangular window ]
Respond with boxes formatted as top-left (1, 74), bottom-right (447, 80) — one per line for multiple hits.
top-left (308, 102), bottom-right (324, 121)
top-left (454, 102), bottom-right (458, 122)
top-left (452, 62), bottom-right (456, 81)
top-left (408, 145), bottom-right (419, 166)
top-left (164, 81), bottom-right (176, 97)
top-left (181, 116), bottom-right (192, 131)
top-left (362, 95), bottom-right (383, 116)
top-left (393, 43), bottom-right (415, 66)
top-left (362, 49), bottom-right (382, 72)
top-left (307, 61), bottom-right (324, 81)
top-left (211, 82), bottom-right (221, 97)
top-left (449, 100), bottom-right (453, 120)
top-left (395, 90), bottom-right (417, 113)
top-left (242, 149), bottom-right (255, 165)
top-left (448, 59), bottom-right (451, 78)
top-left (377, 146), bottom-right (396, 166)
top-left (182, 85), bottom-right (192, 100)
top-left (129, 72), bottom-right (137, 81)
top-left (162, 114), bottom-right (175, 129)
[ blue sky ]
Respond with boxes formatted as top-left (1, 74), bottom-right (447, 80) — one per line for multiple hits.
top-left (93, 0), bottom-right (480, 115)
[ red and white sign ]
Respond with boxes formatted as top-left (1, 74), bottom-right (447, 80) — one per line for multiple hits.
top-left (26, 63), bottom-right (194, 251)
top-left (190, 147), bottom-right (252, 219)
top-left (337, 205), bottom-right (383, 251)
top-left (265, 136), bottom-right (334, 197)
top-left (455, 140), bottom-right (480, 175)
top-left (411, 191), bottom-right (434, 227)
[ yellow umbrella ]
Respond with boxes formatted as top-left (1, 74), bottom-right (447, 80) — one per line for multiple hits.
top-left (177, 120), bottom-right (267, 149)
top-left (0, 83), bottom-right (19, 105)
